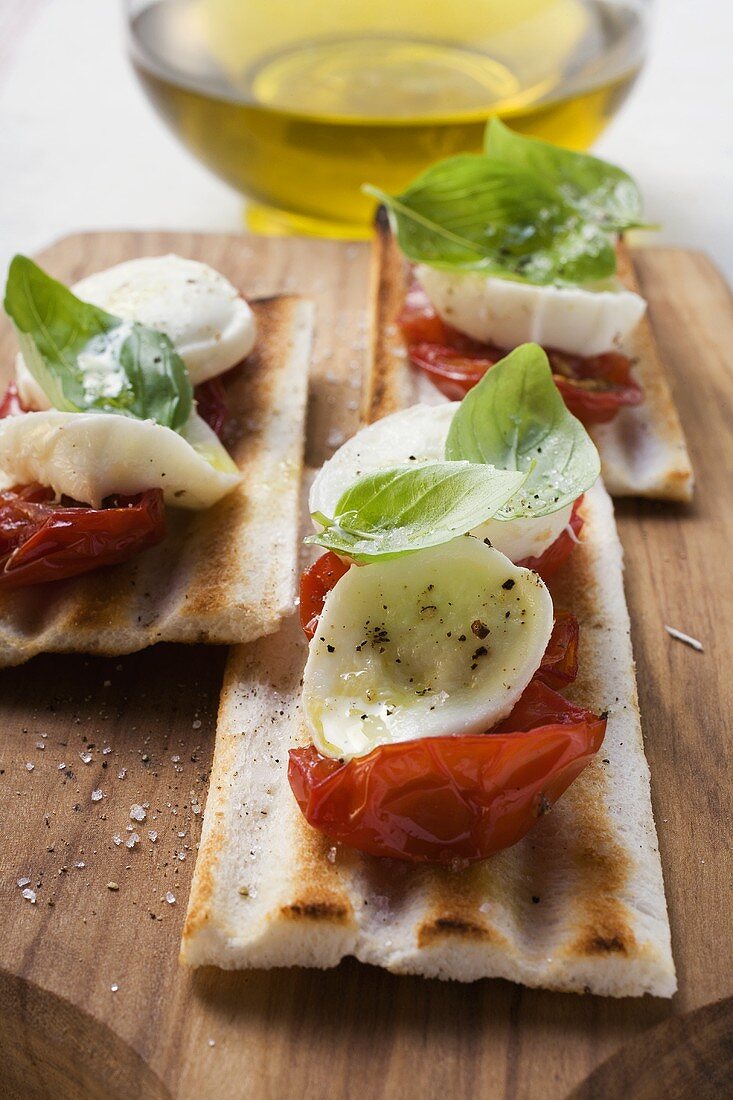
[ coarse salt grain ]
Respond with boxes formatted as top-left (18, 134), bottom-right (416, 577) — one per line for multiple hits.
top-left (208, 1039), bottom-right (216, 1048)
top-left (171, 754), bottom-right (181, 763)
top-left (192, 719), bottom-right (202, 730)
top-left (112, 834), bottom-right (122, 846)
top-left (91, 788), bottom-right (103, 802)
top-left (177, 851), bottom-right (186, 862)
top-left (25, 762), bottom-right (34, 772)
top-left (102, 746), bottom-right (112, 754)
top-left (74, 861), bottom-right (85, 869)
top-left (130, 804), bottom-right (146, 822)
top-left (118, 768), bottom-right (127, 779)
top-left (17, 877), bottom-right (31, 888)
top-left (110, 983), bottom-right (119, 992)
top-left (22, 888), bottom-right (36, 903)
top-left (148, 830), bottom-right (158, 843)
top-left (79, 752), bottom-right (92, 765)
top-left (36, 742), bottom-right (45, 750)
top-left (125, 833), bottom-right (140, 849)
top-left (57, 763), bottom-right (66, 770)
top-left (165, 891), bottom-right (176, 905)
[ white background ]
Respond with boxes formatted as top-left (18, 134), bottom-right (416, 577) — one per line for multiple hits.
top-left (0, 0), bottom-right (731, 282)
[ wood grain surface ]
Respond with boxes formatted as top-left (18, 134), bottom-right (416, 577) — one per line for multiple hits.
top-left (0, 233), bottom-right (730, 1100)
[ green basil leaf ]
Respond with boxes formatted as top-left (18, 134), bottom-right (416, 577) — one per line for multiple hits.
top-left (305, 461), bottom-right (527, 562)
top-left (4, 255), bottom-right (193, 430)
top-left (484, 118), bottom-right (644, 232)
top-left (445, 344), bottom-right (600, 519)
top-left (365, 157), bottom-right (616, 286)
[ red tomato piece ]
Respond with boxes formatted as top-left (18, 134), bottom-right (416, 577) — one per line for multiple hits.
top-left (0, 381), bottom-right (29, 419)
top-left (299, 550), bottom-right (350, 639)
top-left (516, 496), bottom-right (584, 581)
top-left (194, 376), bottom-right (232, 441)
top-left (535, 610), bottom-right (580, 691)
top-left (399, 283), bottom-right (643, 424)
top-left (288, 680), bottom-right (606, 863)
top-left (407, 343), bottom-right (501, 401)
top-left (0, 485), bottom-right (166, 590)
top-left (548, 350), bottom-right (644, 426)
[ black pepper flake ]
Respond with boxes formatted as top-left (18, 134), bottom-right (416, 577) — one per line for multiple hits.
top-left (326, 644), bottom-right (335, 653)
top-left (471, 646), bottom-right (488, 660)
top-left (502, 579), bottom-right (515, 590)
top-left (531, 896), bottom-right (541, 904)
top-left (471, 620), bottom-right (489, 639)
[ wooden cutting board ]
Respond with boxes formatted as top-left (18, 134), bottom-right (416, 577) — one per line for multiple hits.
top-left (0, 232), bottom-right (731, 1100)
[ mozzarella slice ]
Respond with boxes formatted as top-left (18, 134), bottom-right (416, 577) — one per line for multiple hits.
top-left (15, 254), bottom-right (256, 409)
top-left (309, 404), bottom-right (574, 564)
top-left (0, 410), bottom-right (239, 510)
top-left (416, 264), bottom-right (646, 357)
top-left (303, 538), bottom-right (553, 760)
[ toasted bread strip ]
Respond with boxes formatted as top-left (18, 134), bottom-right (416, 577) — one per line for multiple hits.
top-left (366, 209), bottom-right (693, 502)
top-left (0, 296), bottom-right (312, 667)
top-left (183, 479), bottom-right (675, 997)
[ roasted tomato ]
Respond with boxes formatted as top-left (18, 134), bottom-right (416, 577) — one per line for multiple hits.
top-left (399, 284), bottom-right (643, 424)
top-left (535, 611), bottom-right (580, 690)
top-left (194, 376), bottom-right (231, 441)
top-left (288, 680), bottom-right (606, 863)
top-left (516, 496), bottom-right (584, 581)
top-left (299, 550), bottom-right (350, 639)
top-left (549, 350), bottom-right (644, 425)
top-left (0, 485), bottom-right (166, 590)
top-left (0, 381), bottom-right (28, 418)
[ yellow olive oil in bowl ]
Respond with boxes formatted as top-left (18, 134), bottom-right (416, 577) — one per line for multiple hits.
top-left (128, 0), bottom-right (648, 237)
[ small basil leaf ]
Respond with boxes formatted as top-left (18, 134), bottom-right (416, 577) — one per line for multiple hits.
top-left (484, 118), bottom-right (644, 232)
top-left (4, 255), bottom-right (192, 430)
top-left (365, 157), bottom-right (616, 286)
top-left (305, 461), bottom-right (527, 562)
top-left (445, 344), bottom-right (600, 519)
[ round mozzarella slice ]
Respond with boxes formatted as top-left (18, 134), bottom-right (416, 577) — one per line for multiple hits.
top-left (0, 411), bottom-right (239, 510)
top-left (309, 404), bottom-right (574, 564)
top-left (15, 254), bottom-right (256, 409)
top-left (303, 538), bottom-right (553, 760)
top-left (416, 264), bottom-right (646, 357)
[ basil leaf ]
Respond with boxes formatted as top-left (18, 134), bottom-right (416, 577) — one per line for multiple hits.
top-left (484, 118), bottom-right (644, 232)
top-left (366, 158), bottom-right (616, 286)
top-left (4, 255), bottom-right (193, 430)
top-left (445, 344), bottom-right (600, 520)
top-left (305, 461), bottom-right (526, 562)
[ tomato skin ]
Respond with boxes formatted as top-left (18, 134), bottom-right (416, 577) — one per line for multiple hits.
top-left (0, 485), bottom-right (166, 590)
top-left (0, 381), bottom-right (29, 419)
top-left (299, 550), bottom-right (350, 639)
top-left (288, 681), bottom-right (606, 863)
top-left (194, 376), bottom-right (231, 441)
top-left (550, 350), bottom-right (644, 425)
top-left (516, 496), bottom-right (584, 581)
top-left (399, 285), bottom-right (643, 425)
top-left (535, 610), bottom-right (580, 690)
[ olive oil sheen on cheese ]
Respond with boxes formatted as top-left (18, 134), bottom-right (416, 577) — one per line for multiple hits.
top-left (128, 0), bottom-right (647, 236)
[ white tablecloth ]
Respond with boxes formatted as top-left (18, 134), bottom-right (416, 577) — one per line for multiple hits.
top-left (1, 0), bottom-right (731, 283)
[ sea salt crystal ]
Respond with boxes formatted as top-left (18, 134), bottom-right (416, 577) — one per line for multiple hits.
top-left (326, 847), bottom-right (337, 864)
top-left (118, 768), bottom-right (127, 779)
top-left (208, 1039), bottom-right (216, 1048)
top-left (110, 983), bottom-right (119, 992)
top-left (191, 803), bottom-right (201, 816)
top-left (25, 762), bottom-right (34, 772)
top-left (171, 754), bottom-right (181, 763)
top-left (112, 833), bottom-right (122, 846)
top-left (36, 742), bottom-right (45, 750)
top-left (79, 752), bottom-right (92, 765)
top-left (148, 830), bottom-right (158, 843)
top-left (22, 888), bottom-right (36, 903)
top-left (177, 830), bottom-right (186, 838)
top-left (17, 877), bottom-right (31, 888)
top-left (165, 891), bottom-right (176, 905)
top-left (74, 860), bottom-right (85, 869)
top-left (177, 851), bottom-right (186, 862)
top-left (102, 746), bottom-right (112, 754)
top-left (130, 804), bottom-right (146, 822)
top-left (57, 762), bottom-right (67, 771)
top-left (125, 832), bottom-right (140, 849)
top-left (192, 719), bottom-right (201, 730)
top-left (91, 788), bottom-right (103, 802)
